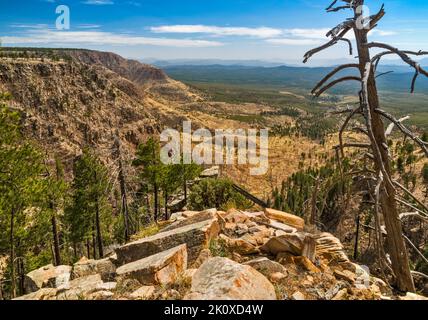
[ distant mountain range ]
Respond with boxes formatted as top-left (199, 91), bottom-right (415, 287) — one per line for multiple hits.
top-left (143, 58), bottom-right (428, 69)
top-left (162, 64), bottom-right (428, 94)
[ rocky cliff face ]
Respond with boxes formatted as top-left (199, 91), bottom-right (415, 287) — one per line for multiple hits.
top-left (0, 49), bottom-right (200, 172)
top-left (15, 207), bottom-right (426, 301)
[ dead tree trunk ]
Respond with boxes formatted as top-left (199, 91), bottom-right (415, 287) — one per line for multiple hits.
top-left (303, 0), bottom-right (428, 292)
top-left (354, 25), bottom-right (415, 292)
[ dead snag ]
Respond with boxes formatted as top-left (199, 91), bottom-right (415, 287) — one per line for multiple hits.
top-left (303, 0), bottom-right (428, 292)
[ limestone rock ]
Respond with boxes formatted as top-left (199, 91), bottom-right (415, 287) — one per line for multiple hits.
top-left (13, 288), bottom-right (57, 300)
top-left (243, 257), bottom-right (288, 278)
top-left (57, 274), bottom-right (104, 300)
top-left (200, 166), bottom-right (219, 178)
top-left (71, 257), bottom-right (116, 281)
top-left (264, 208), bottom-right (305, 230)
top-left (115, 219), bottom-right (219, 265)
top-left (269, 220), bottom-right (297, 234)
top-left (163, 208), bottom-right (217, 232)
top-left (316, 233), bottom-right (349, 263)
top-left (130, 286), bottom-right (156, 300)
top-left (24, 264), bottom-right (71, 293)
top-left (116, 244), bottom-right (187, 286)
top-left (261, 233), bottom-right (307, 256)
top-left (87, 290), bottom-right (114, 300)
top-left (220, 234), bottom-right (259, 255)
top-left (333, 269), bottom-right (356, 283)
top-left (185, 257), bottom-right (277, 300)
top-left (294, 256), bottom-right (321, 273)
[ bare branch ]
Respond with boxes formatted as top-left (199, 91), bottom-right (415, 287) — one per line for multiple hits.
top-left (403, 235), bottom-right (428, 265)
top-left (311, 64), bottom-right (359, 94)
top-left (375, 71), bottom-right (393, 79)
top-left (375, 109), bottom-right (428, 156)
top-left (385, 115), bottom-right (410, 136)
top-left (313, 76), bottom-right (361, 97)
top-left (367, 42), bottom-right (428, 92)
top-left (393, 180), bottom-right (428, 214)
top-left (304, 21), bottom-right (354, 63)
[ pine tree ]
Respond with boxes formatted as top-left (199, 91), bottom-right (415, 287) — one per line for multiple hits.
top-left (0, 96), bottom-right (47, 297)
top-left (133, 138), bottom-right (163, 222)
top-left (65, 148), bottom-right (110, 260)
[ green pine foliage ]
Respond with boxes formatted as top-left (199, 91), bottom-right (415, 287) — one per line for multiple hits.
top-left (188, 178), bottom-right (252, 211)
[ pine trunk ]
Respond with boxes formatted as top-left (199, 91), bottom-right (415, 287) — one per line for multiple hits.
top-left (9, 208), bottom-right (16, 298)
top-left (51, 212), bottom-right (61, 266)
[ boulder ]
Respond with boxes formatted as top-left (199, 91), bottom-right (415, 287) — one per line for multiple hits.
top-left (200, 166), bottom-right (219, 178)
top-left (162, 208), bottom-right (217, 232)
top-left (116, 244), bottom-right (187, 286)
top-left (56, 274), bottom-right (104, 300)
top-left (264, 208), bottom-right (305, 230)
top-left (220, 234), bottom-right (259, 255)
top-left (130, 286), bottom-right (156, 300)
top-left (13, 288), bottom-right (57, 300)
top-left (71, 257), bottom-right (116, 281)
top-left (185, 257), bottom-right (277, 300)
top-left (243, 257), bottom-right (288, 278)
top-left (24, 264), bottom-right (71, 293)
top-left (261, 232), bottom-right (307, 256)
top-left (316, 233), bottom-right (349, 263)
top-left (115, 219), bottom-right (219, 265)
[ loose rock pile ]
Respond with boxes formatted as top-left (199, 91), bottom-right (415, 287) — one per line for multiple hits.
top-left (14, 208), bottom-right (428, 300)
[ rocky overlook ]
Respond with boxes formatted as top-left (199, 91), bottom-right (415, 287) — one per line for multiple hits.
top-left (14, 208), bottom-right (426, 301)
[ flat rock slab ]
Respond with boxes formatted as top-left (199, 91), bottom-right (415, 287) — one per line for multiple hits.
top-left (264, 208), bottom-right (305, 231)
top-left (24, 264), bottom-right (71, 293)
top-left (71, 257), bottom-right (116, 281)
top-left (115, 219), bottom-right (219, 265)
top-left (116, 244), bottom-right (187, 286)
top-left (185, 257), bottom-right (277, 300)
top-left (163, 209), bottom-right (217, 232)
top-left (56, 274), bottom-right (104, 300)
top-left (13, 288), bottom-right (58, 300)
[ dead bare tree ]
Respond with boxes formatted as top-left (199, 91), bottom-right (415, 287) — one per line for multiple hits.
top-left (304, 0), bottom-right (428, 292)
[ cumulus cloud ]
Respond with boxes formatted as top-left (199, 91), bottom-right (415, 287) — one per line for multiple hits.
top-left (1, 29), bottom-right (223, 47)
top-left (150, 25), bottom-right (283, 38)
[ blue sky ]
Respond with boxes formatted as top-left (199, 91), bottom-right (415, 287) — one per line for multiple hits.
top-left (1, 0), bottom-right (428, 64)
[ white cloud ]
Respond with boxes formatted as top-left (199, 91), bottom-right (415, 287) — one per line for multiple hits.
top-left (283, 28), bottom-right (331, 40)
top-left (150, 25), bottom-right (283, 38)
top-left (266, 38), bottom-right (323, 46)
top-left (1, 30), bottom-right (223, 47)
top-left (82, 0), bottom-right (114, 5)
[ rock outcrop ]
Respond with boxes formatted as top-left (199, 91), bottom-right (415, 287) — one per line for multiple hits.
top-left (14, 207), bottom-right (426, 301)
top-left (115, 218), bottom-right (219, 265)
top-left (24, 264), bottom-right (71, 293)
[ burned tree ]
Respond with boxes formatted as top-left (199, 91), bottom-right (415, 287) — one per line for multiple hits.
top-left (304, 0), bottom-right (428, 292)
